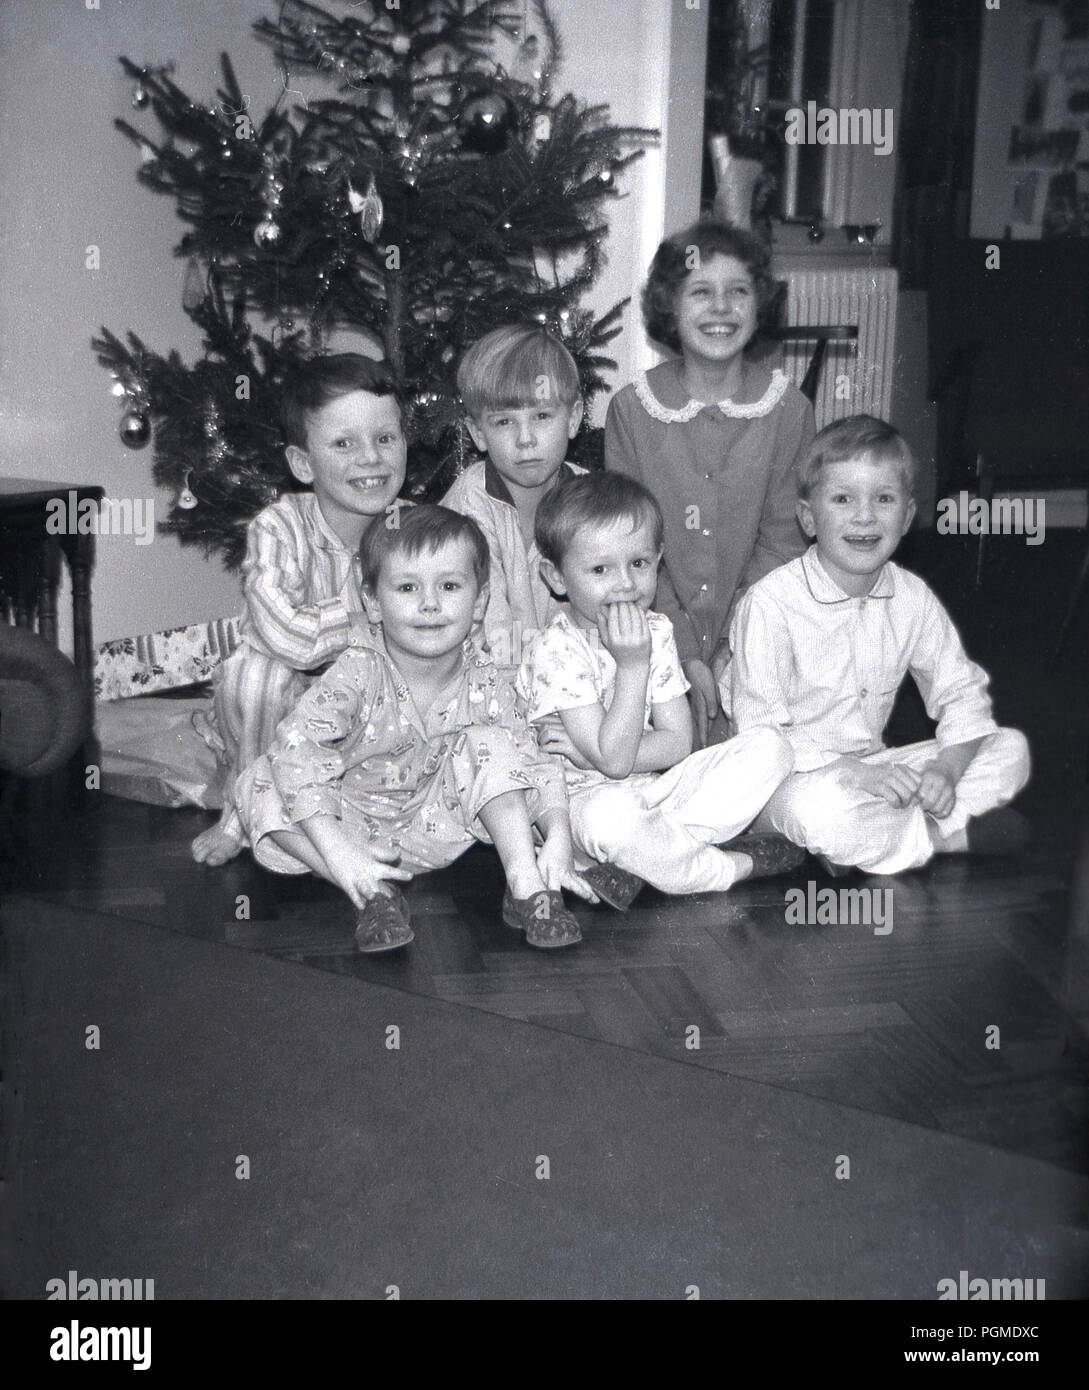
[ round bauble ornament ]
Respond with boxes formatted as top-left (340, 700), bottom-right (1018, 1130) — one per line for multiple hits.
top-left (177, 472), bottom-right (198, 509)
top-left (391, 33), bottom-right (411, 55)
top-left (457, 91), bottom-right (517, 155)
top-left (253, 218), bottom-right (282, 248)
top-left (119, 410), bottom-right (151, 450)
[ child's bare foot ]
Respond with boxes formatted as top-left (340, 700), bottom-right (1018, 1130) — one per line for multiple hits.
top-left (191, 822), bottom-right (243, 866)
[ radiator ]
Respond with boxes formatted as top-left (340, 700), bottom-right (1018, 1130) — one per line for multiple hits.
top-left (779, 266), bottom-right (899, 428)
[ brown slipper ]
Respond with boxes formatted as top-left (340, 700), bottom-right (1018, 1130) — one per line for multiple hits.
top-left (720, 833), bottom-right (806, 880)
top-left (580, 861), bottom-right (645, 911)
top-left (501, 889), bottom-right (582, 949)
top-left (354, 890), bottom-right (414, 952)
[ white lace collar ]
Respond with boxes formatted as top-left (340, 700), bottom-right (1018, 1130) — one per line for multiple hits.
top-left (633, 366), bottom-right (789, 423)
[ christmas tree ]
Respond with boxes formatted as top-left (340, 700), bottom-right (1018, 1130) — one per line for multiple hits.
top-left (93, 0), bottom-right (651, 569)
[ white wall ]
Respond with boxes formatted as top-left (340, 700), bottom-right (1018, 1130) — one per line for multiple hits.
top-left (0, 0), bottom-right (274, 647)
top-left (564, 0), bottom-right (710, 391)
top-left (0, 0), bottom-right (691, 648)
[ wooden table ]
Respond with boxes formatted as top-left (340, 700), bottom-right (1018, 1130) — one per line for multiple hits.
top-left (0, 477), bottom-right (105, 715)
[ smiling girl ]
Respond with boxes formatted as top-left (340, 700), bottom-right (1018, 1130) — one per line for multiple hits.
top-left (604, 221), bottom-right (815, 744)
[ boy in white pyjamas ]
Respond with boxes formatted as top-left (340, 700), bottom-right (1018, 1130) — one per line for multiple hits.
top-left (518, 471), bottom-right (802, 908)
top-left (726, 415), bottom-right (1031, 876)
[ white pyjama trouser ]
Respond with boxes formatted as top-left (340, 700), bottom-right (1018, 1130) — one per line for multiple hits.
top-left (567, 726), bottom-right (794, 895)
top-left (757, 729), bottom-right (1030, 876)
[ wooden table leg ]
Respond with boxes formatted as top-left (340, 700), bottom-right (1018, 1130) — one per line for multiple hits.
top-left (64, 531), bottom-right (99, 775)
top-left (37, 536), bottom-right (61, 647)
top-left (67, 532), bottom-right (96, 699)
top-left (14, 527), bottom-right (36, 629)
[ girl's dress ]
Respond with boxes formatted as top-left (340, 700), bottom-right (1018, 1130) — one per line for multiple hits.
top-left (604, 356), bottom-right (815, 668)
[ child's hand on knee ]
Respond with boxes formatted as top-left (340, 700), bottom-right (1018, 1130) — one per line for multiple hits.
top-left (840, 757), bottom-right (921, 808)
top-left (867, 762), bottom-right (922, 807)
top-left (916, 763), bottom-right (957, 818)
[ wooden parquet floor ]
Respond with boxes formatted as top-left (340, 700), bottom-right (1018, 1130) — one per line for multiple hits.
top-left (7, 531), bottom-right (1089, 1174)
top-left (8, 788), bottom-right (1089, 1174)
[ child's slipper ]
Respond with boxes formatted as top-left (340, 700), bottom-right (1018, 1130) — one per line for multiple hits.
top-left (580, 861), bottom-right (646, 911)
top-left (721, 832), bottom-right (806, 880)
top-left (354, 889), bottom-right (414, 952)
top-left (501, 889), bottom-right (582, 949)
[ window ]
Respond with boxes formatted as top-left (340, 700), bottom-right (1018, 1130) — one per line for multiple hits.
top-left (702, 0), bottom-right (905, 241)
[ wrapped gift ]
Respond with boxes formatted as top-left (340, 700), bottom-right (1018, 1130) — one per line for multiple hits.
top-left (94, 616), bottom-right (240, 701)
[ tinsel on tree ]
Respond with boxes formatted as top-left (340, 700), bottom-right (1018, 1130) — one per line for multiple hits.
top-left (93, 0), bottom-right (651, 568)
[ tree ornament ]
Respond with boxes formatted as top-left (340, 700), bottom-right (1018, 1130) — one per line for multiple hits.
top-left (132, 82), bottom-right (149, 109)
top-left (514, 34), bottom-right (544, 86)
top-left (348, 176), bottom-right (383, 243)
top-left (139, 142), bottom-right (156, 166)
top-left (119, 409), bottom-right (151, 449)
top-left (95, 8), bottom-right (652, 569)
top-left (182, 256), bottom-right (208, 312)
top-left (177, 471), bottom-right (198, 509)
top-left (457, 91), bottom-right (517, 155)
top-left (253, 218), bottom-right (282, 248)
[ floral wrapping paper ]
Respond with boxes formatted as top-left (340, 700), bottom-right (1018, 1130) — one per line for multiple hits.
top-left (94, 616), bottom-right (240, 701)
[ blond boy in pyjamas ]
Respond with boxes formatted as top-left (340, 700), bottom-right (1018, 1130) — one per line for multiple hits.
top-left (441, 323), bottom-right (587, 673)
top-left (518, 471), bottom-right (802, 909)
top-left (726, 415), bottom-right (1030, 875)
